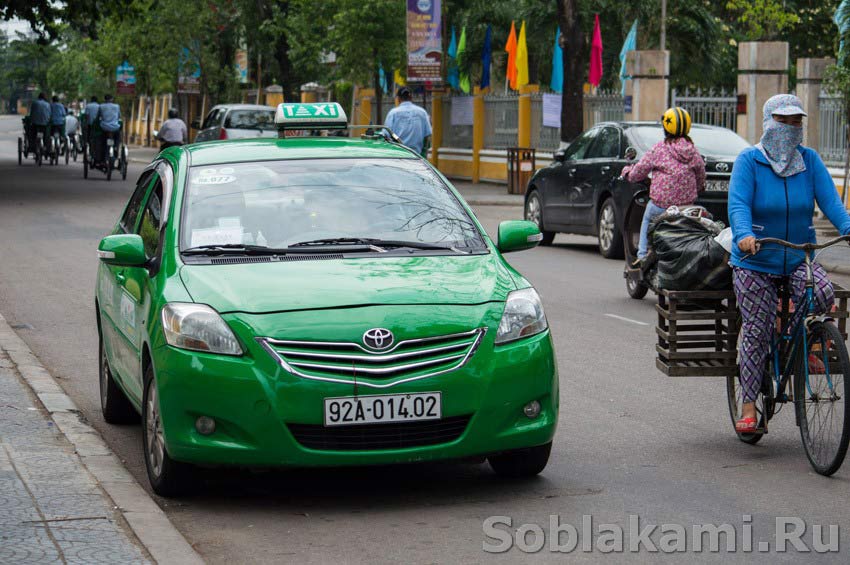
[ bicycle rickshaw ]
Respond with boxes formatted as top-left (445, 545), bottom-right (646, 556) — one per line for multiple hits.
top-left (617, 190), bottom-right (850, 476)
top-left (18, 115), bottom-right (51, 167)
top-left (83, 119), bottom-right (128, 181)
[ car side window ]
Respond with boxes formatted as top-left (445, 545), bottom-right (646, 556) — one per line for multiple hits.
top-left (120, 172), bottom-right (153, 233)
top-left (587, 127), bottom-right (621, 159)
top-left (202, 109), bottom-right (222, 129)
top-left (563, 129), bottom-right (598, 161)
top-left (137, 178), bottom-right (163, 259)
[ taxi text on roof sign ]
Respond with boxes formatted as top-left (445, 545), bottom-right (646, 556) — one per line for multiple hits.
top-left (274, 102), bottom-right (348, 131)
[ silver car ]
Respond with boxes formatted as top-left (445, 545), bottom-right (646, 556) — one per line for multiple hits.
top-left (193, 104), bottom-right (277, 142)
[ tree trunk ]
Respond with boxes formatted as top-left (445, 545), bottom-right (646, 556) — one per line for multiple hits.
top-left (556, 0), bottom-right (584, 144)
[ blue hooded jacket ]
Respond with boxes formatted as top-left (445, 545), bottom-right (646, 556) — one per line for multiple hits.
top-left (729, 145), bottom-right (850, 275)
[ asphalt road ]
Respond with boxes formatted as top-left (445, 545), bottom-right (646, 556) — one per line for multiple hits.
top-left (1, 114), bottom-right (849, 563)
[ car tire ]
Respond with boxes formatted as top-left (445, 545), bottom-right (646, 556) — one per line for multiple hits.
top-left (489, 442), bottom-right (552, 478)
top-left (524, 190), bottom-right (555, 246)
top-left (597, 197), bottom-right (624, 259)
top-left (142, 364), bottom-right (195, 497)
top-left (99, 334), bottom-right (139, 424)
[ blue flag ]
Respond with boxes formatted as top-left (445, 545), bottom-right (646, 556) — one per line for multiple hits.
top-left (619, 20), bottom-right (638, 96)
top-left (550, 28), bottom-right (563, 93)
top-left (447, 26), bottom-right (459, 90)
top-left (378, 64), bottom-right (388, 94)
top-left (481, 25), bottom-right (492, 89)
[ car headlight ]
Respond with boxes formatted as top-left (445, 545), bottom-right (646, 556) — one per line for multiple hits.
top-left (495, 288), bottom-right (548, 345)
top-left (161, 303), bottom-right (243, 355)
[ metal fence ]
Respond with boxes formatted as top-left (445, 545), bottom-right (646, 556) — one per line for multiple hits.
top-left (441, 96), bottom-right (473, 149)
top-left (671, 88), bottom-right (737, 131)
top-left (483, 93), bottom-right (519, 150)
top-left (819, 93), bottom-right (846, 166)
top-left (583, 91), bottom-right (625, 130)
top-left (529, 93), bottom-right (560, 151)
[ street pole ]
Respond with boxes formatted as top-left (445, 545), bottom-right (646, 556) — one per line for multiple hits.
top-left (660, 0), bottom-right (667, 51)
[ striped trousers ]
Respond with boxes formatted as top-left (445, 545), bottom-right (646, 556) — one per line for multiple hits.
top-left (732, 264), bottom-right (834, 403)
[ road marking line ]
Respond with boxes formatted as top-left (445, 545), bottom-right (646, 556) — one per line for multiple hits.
top-left (604, 313), bottom-right (649, 326)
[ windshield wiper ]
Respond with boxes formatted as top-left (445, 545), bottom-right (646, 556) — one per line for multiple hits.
top-left (290, 238), bottom-right (469, 254)
top-left (181, 244), bottom-right (281, 256)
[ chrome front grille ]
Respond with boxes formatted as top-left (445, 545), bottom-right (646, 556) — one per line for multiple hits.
top-left (257, 328), bottom-right (486, 388)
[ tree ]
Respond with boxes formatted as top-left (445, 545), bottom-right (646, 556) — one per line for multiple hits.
top-left (557, 0), bottom-right (584, 142)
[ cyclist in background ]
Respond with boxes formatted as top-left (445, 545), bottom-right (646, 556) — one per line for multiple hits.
top-left (49, 96), bottom-right (66, 138)
top-left (97, 94), bottom-right (121, 164)
top-left (728, 94), bottom-right (850, 434)
top-left (28, 92), bottom-right (51, 146)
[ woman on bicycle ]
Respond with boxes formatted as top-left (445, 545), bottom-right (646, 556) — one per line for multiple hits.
top-left (621, 107), bottom-right (706, 264)
top-left (729, 94), bottom-right (850, 433)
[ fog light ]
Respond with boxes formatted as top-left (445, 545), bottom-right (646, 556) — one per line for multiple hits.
top-left (523, 400), bottom-right (541, 419)
top-left (195, 416), bottom-right (216, 435)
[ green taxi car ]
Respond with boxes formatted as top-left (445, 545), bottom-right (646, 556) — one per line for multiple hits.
top-left (95, 103), bottom-right (558, 496)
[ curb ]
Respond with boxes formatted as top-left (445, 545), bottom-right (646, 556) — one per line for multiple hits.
top-left (0, 313), bottom-right (204, 565)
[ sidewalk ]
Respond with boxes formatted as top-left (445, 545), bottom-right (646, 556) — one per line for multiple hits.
top-left (0, 314), bottom-right (203, 565)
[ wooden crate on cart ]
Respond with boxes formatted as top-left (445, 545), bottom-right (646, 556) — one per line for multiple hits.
top-left (655, 287), bottom-right (850, 378)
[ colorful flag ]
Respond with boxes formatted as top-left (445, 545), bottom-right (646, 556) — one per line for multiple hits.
top-left (458, 27), bottom-right (470, 93)
top-left (619, 20), bottom-right (638, 95)
top-left (378, 65), bottom-right (388, 94)
top-left (505, 21), bottom-right (518, 90)
top-left (588, 14), bottom-right (603, 87)
top-left (481, 24), bottom-right (492, 90)
top-left (550, 28), bottom-right (563, 93)
top-left (516, 21), bottom-right (529, 88)
top-left (447, 26), bottom-right (459, 90)
top-left (394, 69), bottom-right (406, 87)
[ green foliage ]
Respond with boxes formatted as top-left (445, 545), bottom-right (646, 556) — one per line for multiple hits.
top-left (726, 0), bottom-right (801, 41)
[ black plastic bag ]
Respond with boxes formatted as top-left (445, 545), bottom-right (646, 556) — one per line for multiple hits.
top-left (648, 214), bottom-right (732, 291)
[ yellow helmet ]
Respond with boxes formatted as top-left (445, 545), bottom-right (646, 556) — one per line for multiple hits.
top-left (661, 107), bottom-right (692, 137)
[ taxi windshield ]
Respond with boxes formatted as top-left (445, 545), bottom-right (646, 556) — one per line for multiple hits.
top-left (180, 158), bottom-right (485, 251)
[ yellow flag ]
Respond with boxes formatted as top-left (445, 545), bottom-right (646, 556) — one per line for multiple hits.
top-left (394, 69), bottom-right (406, 87)
top-left (516, 21), bottom-right (529, 88)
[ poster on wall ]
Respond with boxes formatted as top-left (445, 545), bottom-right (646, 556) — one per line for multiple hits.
top-left (450, 96), bottom-right (474, 126)
top-left (115, 61), bottom-right (136, 95)
top-left (234, 49), bottom-right (248, 84)
top-left (542, 94), bottom-right (561, 128)
top-left (178, 46), bottom-right (201, 93)
top-left (406, 0), bottom-right (442, 84)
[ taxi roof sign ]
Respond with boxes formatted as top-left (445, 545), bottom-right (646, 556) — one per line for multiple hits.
top-left (274, 102), bottom-right (348, 130)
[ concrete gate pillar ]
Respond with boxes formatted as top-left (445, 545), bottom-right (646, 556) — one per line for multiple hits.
top-left (624, 50), bottom-right (669, 122)
top-left (736, 42), bottom-right (789, 144)
top-left (796, 57), bottom-right (834, 151)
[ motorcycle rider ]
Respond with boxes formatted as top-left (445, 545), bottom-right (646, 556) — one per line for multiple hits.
top-left (156, 107), bottom-right (188, 149)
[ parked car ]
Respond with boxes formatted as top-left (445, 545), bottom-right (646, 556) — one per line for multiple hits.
top-left (193, 104), bottom-right (277, 142)
top-left (95, 102), bottom-right (558, 496)
top-left (524, 122), bottom-right (751, 258)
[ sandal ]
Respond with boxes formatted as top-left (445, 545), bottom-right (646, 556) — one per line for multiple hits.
top-left (735, 417), bottom-right (764, 434)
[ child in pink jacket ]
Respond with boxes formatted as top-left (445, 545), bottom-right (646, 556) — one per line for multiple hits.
top-left (621, 107), bottom-right (706, 261)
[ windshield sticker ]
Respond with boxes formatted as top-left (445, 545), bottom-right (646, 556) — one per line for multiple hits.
top-left (191, 227), bottom-right (244, 247)
top-left (191, 168), bottom-right (237, 185)
top-left (218, 216), bottom-right (242, 228)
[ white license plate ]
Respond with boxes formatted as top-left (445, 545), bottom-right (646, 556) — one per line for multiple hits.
top-left (705, 179), bottom-right (729, 192)
top-left (324, 392), bottom-right (441, 426)
top-left (106, 139), bottom-right (115, 146)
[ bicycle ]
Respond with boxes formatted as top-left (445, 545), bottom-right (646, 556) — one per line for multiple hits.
top-left (726, 234), bottom-right (850, 476)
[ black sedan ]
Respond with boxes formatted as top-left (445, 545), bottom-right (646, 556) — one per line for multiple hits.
top-left (524, 122), bottom-right (751, 258)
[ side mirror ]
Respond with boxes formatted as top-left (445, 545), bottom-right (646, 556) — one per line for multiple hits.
top-left (191, 118), bottom-right (201, 130)
top-left (497, 220), bottom-right (543, 253)
top-left (624, 146), bottom-right (637, 161)
top-left (554, 149), bottom-right (566, 162)
top-left (97, 234), bottom-right (147, 267)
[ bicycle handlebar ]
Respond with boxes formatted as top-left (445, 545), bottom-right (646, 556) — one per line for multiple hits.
top-left (756, 234), bottom-right (850, 252)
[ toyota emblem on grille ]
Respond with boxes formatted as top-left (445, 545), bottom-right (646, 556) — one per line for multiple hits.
top-left (715, 162), bottom-right (730, 173)
top-left (363, 328), bottom-right (394, 350)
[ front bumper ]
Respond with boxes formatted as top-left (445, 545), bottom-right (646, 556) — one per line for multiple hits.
top-left (153, 305), bottom-right (558, 467)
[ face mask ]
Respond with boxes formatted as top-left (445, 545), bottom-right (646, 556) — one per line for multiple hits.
top-left (759, 120), bottom-right (805, 177)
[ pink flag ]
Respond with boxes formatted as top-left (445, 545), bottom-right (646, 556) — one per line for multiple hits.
top-left (588, 14), bottom-right (603, 86)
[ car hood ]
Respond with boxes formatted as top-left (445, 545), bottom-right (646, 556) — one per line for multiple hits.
top-left (179, 253), bottom-right (515, 314)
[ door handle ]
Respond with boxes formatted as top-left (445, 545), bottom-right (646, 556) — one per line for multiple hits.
top-left (601, 166), bottom-right (611, 173)
top-left (567, 168), bottom-right (577, 176)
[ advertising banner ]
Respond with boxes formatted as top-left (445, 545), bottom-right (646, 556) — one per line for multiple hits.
top-left (542, 94), bottom-right (561, 128)
top-left (406, 0), bottom-right (442, 84)
top-left (115, 61), bottom-right (136, 96)
top-left (234, 49), bottom-right (248, 84)
top-left (450, 96), bottom-right (474, 126)
top-left (178, 46), bottom-right (201, 93)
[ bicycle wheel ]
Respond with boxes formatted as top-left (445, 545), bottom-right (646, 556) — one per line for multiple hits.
top-left (794, 321), bottom-right (850, 476)
top-left (726, 375), bottom-right (766, 444)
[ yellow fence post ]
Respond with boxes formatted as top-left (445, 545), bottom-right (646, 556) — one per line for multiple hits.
top-left (265, 84), bottom-right (284, 107)
top-left (517, 84), bottom-right (538, 148)
top-left (472, 87), bottom-right (485, 183)
top-left (431, 90), bottom-right (443, 166)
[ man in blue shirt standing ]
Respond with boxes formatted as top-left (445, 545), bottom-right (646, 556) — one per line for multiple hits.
top-left (97, 94), bottom-right (121, 164)
top-left (384, 87), bottom-right (432, 157)
top-left (49, 96), bottom-right (66, 137)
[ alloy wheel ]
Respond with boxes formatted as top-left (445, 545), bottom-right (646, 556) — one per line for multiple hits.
top-left (145, 383), bottom-right (166, 479)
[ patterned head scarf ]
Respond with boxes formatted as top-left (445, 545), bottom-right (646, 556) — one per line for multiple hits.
top-left (756, 94), bottom-right (806, 177)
